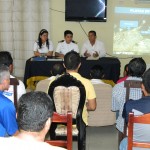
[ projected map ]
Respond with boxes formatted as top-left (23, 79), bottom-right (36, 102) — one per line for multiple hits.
top-left (113, 7), bottom-right (150, 55)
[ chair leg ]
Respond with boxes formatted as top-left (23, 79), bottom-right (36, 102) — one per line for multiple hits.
top-left (78, 124), bottom-right (86, 150)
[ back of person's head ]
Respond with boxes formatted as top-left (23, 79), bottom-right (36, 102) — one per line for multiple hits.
top-left (0, 51), bottom-right (13, 67)
top-left (89, 30), bottom-right (96, 36)
top-left (51, 63), bottom-right (65, 76)
top-left (128, 58), bottom-right (146, 77)
top-left (123, 63), bottom-right (129, 77)
top-left (64, 30), bottom-right (73, 37)
top-left (64, 51), bottom-right (81, 70)
top-left (142, 68), bottom-right (150, 94)
top-left (90, 65), bottom-right (104, 79)
top-left (17, 91), bottom-right (53, 132)
top-left (0, 65), bottom-right (10, 84)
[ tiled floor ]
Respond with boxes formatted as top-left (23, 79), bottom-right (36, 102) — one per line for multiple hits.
top-left (73, 125), bottom-right (118, 150)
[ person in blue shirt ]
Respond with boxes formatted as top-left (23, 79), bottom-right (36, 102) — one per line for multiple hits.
top-left (0, 65), bottom-right (18, 137)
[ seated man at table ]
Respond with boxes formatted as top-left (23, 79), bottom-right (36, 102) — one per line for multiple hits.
top-left (81, 30), bottom-right (106, 58)
top-left (36, 63), bottom-right (65, 93)
top-left (0, 91), bottom-right (65, 150)
top-left (55, 30), bottom-right (79, 58)
top-left (63, 51), bottom-right (96, 125)
top-left (0, 51), bottom-right (26, 103)
top-left (120, 68), bottom-right (150, 150)
top-left (112, 58), bottom-right (146, 140)
top-left (90, 65), bottom-right (115, 87)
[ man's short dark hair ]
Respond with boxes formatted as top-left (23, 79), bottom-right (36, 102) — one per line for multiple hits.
top-left (64, 51), bottom-right (81, 70)
top-left (17, 91), bottom-right (53, 132)
top-left (0, 51), bottom-right (13, 67)
top-left (142, 68), bottom-right (150, 93)
top-left (90, 65), bottom-right (104, 79)
top-left (51, 63), bottom-right (65, 76)
top-left (64, 30), bottom-right (73, 37)
top-left (89, 30), bottom-right (96, 36)
top-left (128, 58), bottom-right (146, 77)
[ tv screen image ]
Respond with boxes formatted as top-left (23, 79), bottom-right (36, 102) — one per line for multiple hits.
top-left (65, 0), bottom-right (107, 22)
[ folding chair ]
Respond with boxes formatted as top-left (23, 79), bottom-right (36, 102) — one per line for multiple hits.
top-left (128, 112), bottom-right (150, 150)
top-left (45, 112), bottom-right (72, 150)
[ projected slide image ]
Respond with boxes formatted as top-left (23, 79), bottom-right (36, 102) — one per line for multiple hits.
top-left (113, 7), bottom-right (150, 55)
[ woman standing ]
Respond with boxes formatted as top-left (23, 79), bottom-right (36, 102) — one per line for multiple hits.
top-left (34, 29), bottom-right (53, 57)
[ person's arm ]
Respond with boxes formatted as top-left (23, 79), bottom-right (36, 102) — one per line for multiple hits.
top-left (2, 103), bottom-right (18, 136)
top-left (34, 51), bottom-right (41, 57)
top-left (55, 43), bottom-right (64, 58)
top-left (98, 42), bottom-right (106, 57)
top-left (86, 98), bottom-right (96, 111)
top-left (46, 40), bottom-right (54, 57)
top-left (55, 52), bottom-right (64, 58)
top-left (46, 51), bottom-right (53, 57)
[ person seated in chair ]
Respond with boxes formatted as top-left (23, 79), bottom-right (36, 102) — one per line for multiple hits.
top-left (55, 30), bottom-right (79, 58)
top-left (0, 91), bottom-right (65, 150)
top-left (120, 68), bottom-right (150, 150)
top-left (63, 51), bottom-right (96, 125)
top-left (90, 65), bottom-right (115, 87)
top-left (36, 63), bottom-right (65, 93)
top-left (112, 58), bottom-right (146, 141)
top-left (81, 30), bottom-right (106, 58)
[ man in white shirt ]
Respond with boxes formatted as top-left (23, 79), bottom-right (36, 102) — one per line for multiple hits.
top-left (55, 30), bottom-right (79, 58)
top-left (0, 91), bottom-right (65, 150)
top-left (0, 51), bottom-right (26, 103)
top-left (81, 30), bottom-right (106, 58)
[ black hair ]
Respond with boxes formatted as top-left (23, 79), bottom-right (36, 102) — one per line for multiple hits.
top-left (64, 51), bottom-right (81, 70)
top-left (128, 58), bottom-right (146, 77)
top-left (37, 29), bottom-right (49, 49)
top-left (0, 51), bottom-right (13, 66)
top-left (64, 30), bottom-right (73, 37)
top-left (142, 68), bottom-right (150, 93)
top-left (89, 30), bottom-right (96, 36)
top-left (124, 64), bottom-right (129, 76)
top-left (90, 65), bottom-right (105, 79)
top-left (51, 63), bottom-right (65, 76)
top-left (17, 91), bottom-right (53, 132)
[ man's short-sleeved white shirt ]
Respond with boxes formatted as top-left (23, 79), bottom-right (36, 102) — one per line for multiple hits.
top-left (3, 75), bottom-right (26, 103)
top-left (56, 41), bottom-right (79, 55)
top-left (81, 39), bottom-right (106, 57)
top-left (33, 40), bottom-right (54, 54)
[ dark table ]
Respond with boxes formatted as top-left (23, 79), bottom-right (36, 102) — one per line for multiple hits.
top-left (24, 57), bottom-right (120, 90)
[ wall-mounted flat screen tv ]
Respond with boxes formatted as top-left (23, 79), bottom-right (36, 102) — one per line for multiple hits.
top-left (65, 0), bottom-right (107, 22)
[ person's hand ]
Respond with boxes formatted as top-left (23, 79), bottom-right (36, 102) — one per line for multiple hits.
top-left (84, 50), bottom-right (91, 57)
top-left (93, 51), bottom-right (99, 58)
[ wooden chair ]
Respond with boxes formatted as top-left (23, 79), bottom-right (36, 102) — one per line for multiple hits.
top-left (128, 112), bottom-right (150, 150)
top-left (48, 74), bottom-right (86, 150)
top-left (45, 112), bottom-right (72, 150)
top-left (10, 78), bottom-right (19, 109)
top-left (118, 80), bottom-right (142, 146)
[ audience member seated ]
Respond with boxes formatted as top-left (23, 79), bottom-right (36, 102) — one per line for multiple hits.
top-left (49, 51), bottom-right (96, 126)
top-left (36, 63), bottom-right (65, 93)
top-left (34, 29), bottom-right (54, 57)
top-left (90, 65), bottom-right (115, 87)
top-left (0, 65), bottom-right (18, 137)
top-left (120, 68), bottom-right (150, 150)
top-left (117, 64), bottom-right (129, 84)
top-left (0, 91), bottom-right (65, 150)
top-left (55, 30), bottom-right (79, 58)
top-left (0, 51), bottom-right (26, 103)
top-left (81, 30), bottom-right (106, 58)
top-left (112, 58), bottom-right (146, 135)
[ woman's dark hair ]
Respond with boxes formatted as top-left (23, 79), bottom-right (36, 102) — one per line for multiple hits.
top-left (142, 68), bottom-right (150, 93)
top-left (90, 65), bottom-right (105, 79)
top-left (38, 29), bottom-right (49, 49)
top-left (128, 58), bottom-right (146, 77)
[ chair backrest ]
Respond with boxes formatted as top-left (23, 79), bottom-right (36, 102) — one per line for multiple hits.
top-left (10, 78), bottom-right (19, 109)
top-left (123, 80), bottom-right (142, 135)
top-left (48, 74), bottom-right (86, 125)
top-left (45, 112), bottom-right (72, 150)
top-left (88, 83), bottom-right (115, 126)
top-left (128, 113), bottom-right (150, 150)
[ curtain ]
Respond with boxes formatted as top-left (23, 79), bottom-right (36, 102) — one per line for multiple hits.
top-left (0, 0), bottom-right (51, 77)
